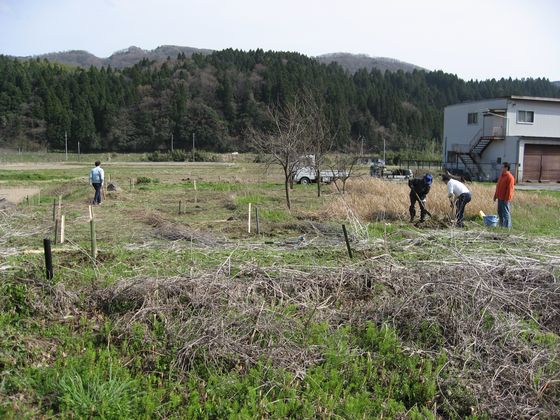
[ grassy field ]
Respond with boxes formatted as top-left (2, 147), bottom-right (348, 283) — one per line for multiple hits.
top-left (1, 156), bottom-right (559, 418)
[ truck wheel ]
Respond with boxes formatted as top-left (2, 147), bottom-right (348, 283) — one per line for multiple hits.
top-left (299, 177), bottom-right (311, 185)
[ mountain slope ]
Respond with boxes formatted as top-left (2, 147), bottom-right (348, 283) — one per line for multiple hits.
top-left (22, 45), bottom-right (213, 68)
top-left (316, 52), bottom-right (426, 74)
top-left (17, 46), bottom-right (425, 74)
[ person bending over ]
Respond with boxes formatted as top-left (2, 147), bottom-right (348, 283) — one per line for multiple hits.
top-left (442, 174), bottom-right (471, 227)
top-left (408, 173), bottom-right (432, 223)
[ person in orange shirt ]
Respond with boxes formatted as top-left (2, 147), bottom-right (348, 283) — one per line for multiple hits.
top-left (493, 162), bottom-right (515, 228)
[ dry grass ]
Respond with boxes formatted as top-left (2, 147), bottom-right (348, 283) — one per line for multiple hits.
top-left (130, 209), bottom-right (222, 246)
top-left (325, 178), bottom-right (558, 223)
top-left (85, 235), bottom-right (559, 418)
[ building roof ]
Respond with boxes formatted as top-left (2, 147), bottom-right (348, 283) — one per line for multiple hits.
top-left (444, 95), bottom-right (560, 109)
top-left (509, 95), bottom-right (560, 103)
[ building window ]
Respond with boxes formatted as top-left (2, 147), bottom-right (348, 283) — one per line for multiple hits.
top-left (517, 110), bottom-right (534, 123)
top-left (467, 112), bottom-right (478, 125)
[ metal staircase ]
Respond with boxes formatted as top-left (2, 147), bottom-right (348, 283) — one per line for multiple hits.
top-left (458, 154), bottom-right (480, 180)
top-left (456, 128), bottom-right (499, 180)
top-left (470, 137), bottom-right (493, 155)
top-left (451, 113), bottom-right (506, 181)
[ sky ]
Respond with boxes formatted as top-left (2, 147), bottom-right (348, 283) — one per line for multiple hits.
top-left (1, 0), bottom-right (559, 81)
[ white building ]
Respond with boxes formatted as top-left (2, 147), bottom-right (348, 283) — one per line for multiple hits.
top-left (443, 96), bottom-right (560, 182)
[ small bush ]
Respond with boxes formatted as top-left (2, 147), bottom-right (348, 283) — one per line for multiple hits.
top-left (38, 348), bottom-right (138, 419)
top-left (146, 151), bottom-right (166, 162)
top-left (136, 176), bottom-right (159, 184)
top-left (170, 150), bottom-right (187, 162)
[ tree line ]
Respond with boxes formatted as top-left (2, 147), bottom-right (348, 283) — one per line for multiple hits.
top-left (1, 49), bottom-right (559, 156)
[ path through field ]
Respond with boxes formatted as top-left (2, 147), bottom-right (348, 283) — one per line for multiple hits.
top-left (0, 188), bottom-right (41, 204)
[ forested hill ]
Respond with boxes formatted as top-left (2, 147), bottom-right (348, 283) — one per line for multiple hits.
top-left (1, 49), bottom-right (559, 155)
top-left (23, 45), bottom-right (214, 69)
top-left (316, 53), bottom-right (424, 74)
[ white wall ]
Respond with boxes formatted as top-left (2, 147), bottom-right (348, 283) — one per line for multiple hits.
top-left (443, 99), bottom-right (507, 161)
top-left (506, 99), bottom-right (560, 138)
top-left (444, 98), bottom-right (560, 173)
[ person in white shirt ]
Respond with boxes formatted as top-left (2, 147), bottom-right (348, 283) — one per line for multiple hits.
top-left (442, 174), bottom-right (471, 227)
top-left (89, 160), bottom-right (105, 205)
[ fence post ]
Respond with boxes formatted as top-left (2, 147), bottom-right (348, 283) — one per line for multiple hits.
top-left (255, 206), bottom-right (260, 235)
top-left (43, 238), bottom-right (53, 280)
top-left (57, 195), bottom-right (62, 220)
top-left (342, 224), bottom-right (353, 259)
top-left (90, 219), bottom-right (97, 260)
top-left (52, 199), bottom-right (57, 221)
top-left (60, 215), bottom-right (65, 244)
top-left (54, 218), bottom-right (59, 244)
top-left (248, 203), bottom-right (252, 233)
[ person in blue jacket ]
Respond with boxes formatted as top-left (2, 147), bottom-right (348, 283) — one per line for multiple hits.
top-left (408, 173), bottom-right (432, 223)
top-left (89, 160), bottom-right (105, 205)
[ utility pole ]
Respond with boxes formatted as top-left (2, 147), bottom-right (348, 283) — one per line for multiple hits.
top-left (65, 131), bottom-right (68, 161)
top-left (192, 133), bottom-right (195, 162)
top-left (360, 135), bottom-right (364, 156)
top-left (383, 135), bottom-right (386, 164)
top-left (171, 133), bottom-right (174, 152)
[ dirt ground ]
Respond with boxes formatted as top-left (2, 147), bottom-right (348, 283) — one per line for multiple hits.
top-left (1, 163), bottom-right (85, 170)
top-left (0, 188), bottom-right (41, 204)
top-left (0, 162), bottom-right (236, 171)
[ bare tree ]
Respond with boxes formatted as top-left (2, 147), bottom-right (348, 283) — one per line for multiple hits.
top-left (328, 153), bottom-right (358, 194)
top-left (249, 100), bottom-right (308, 209)
top-left (301, 95), bottom-right (337, 198)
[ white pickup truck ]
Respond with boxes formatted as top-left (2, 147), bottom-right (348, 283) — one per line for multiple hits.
top-left (293, 166), bottom-right (349, 184)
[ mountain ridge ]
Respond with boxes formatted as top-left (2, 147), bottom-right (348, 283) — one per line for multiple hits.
top-left (315, 52), bottom-right (426, 74)
top-left (18, 45), bottom-right (214, 69)
top-left (13, 45), bottom-right (424, 74)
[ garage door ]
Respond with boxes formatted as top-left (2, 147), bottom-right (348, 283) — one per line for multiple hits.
top-left (523, 144), bottom-right (560, 182)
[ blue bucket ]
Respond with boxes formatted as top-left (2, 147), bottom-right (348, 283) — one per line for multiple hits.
top-left (483, 215), bottom-right (498, 227)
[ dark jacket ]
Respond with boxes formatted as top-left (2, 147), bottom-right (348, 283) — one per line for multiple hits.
top-left (408, 178), bottom-right (431, 200)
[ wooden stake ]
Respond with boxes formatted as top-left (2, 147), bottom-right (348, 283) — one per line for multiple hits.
top-left (57, 195), bottom-right (62, 220)
top-left (90, 219), bottom-right (97, 260)
top-left (194, 180), bottom-right (198, 204)
top-left (248, 203), bottom-right (252, 233)
top-left (43, 238), bottom-right (53, 280)
top-left (54, 218), bottom-right (59, 244)
top-left (255, 206), bottom-right (260, 235)
top-left (52, 199), bottom-right (57, 221)
top-left (88, 205), bottom-right (93, 221)
top-left (342, 224), bottom-right (353, 259)
top-left (60, 215), bottom-right (65, 244)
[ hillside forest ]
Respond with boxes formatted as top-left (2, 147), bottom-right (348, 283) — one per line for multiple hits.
top-left (1, 49), bottom-right (559, 158)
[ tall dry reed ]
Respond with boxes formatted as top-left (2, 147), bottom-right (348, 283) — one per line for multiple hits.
top-left (325, 177), bottom-right (551, 222)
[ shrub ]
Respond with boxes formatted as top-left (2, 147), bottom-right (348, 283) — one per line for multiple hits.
top-left (146, 151), bottom-right (166, 162)
top-left (136, 176), bottom-right (159, 184)
top-left (170, 150), bottom-right (187, 162)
